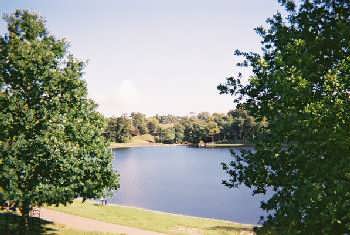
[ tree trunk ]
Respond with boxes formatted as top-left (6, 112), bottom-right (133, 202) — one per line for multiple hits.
top-left (21, 201), bottom-right (31, 233)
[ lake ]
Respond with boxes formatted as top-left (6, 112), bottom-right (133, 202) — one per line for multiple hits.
top-left (111, 146), bottom-right (266, 225)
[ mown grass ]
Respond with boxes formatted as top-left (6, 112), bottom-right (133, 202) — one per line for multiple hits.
top-left (49, 200), bottom-right (254, 235)
top-left (130, 134), bottom-right (155, 144)
top-left (0, 210), bottom-right (118, 235)
top-left (110, 134), bottom-right (158, 148)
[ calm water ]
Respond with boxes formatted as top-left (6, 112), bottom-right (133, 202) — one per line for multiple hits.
top-left (111, 146), bottom-right (266, 224)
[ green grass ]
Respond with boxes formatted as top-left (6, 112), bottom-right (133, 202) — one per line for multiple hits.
top-left (54, 226), bottom-right (118, 235)
top-left (0, 210), bottom-right (118, 235)
top-left (111, 134), bottom-right (157, 148)
top-left (49, 200), bottom-right (254, 235)
top-left (130, 134), bottom-right (155, 144)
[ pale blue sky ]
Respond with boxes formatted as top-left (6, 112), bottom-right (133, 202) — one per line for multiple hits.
top-left (0, 0), bottom-right (282, 116)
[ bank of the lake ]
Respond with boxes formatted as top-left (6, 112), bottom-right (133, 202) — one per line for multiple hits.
top-left (110, 142), bottom-right (187, 149)
top-left (110, 142), bottom-right (251, 149)
top-left (48, 200), bottom-right (255, 235)
top-left (203, 143), bottom-right (253, 148)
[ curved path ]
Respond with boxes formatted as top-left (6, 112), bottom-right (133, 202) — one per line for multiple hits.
top-left (40, 208), bottom-right (165, 235)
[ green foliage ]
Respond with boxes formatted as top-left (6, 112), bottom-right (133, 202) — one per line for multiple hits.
top-left (183, 120), bottom-right (209, 144)
top-left (158, 127), bottom-right (175, 144)
top-left (105, 115), bottom-right (132, 143)
top-left (130, 112), bottom-right (148, 135)
top-left (105, 111), bottom-right (259, 145)
top-left (0, 186), bottom-right (5, 206)
top-left (146, 117), bottom-right (160, 135)
top-left (155, 114), bottom-right (178, 124)
top-left (219, 1), bottom-right (350, 234)
top-left (0, 10), bottom-right (119, 218)
top-left (174, 123), bottom-right (185, 143)
top-left (222, 109), bottom-right (259, 144)
top-left (197, 112), bottom-right (210, 121)
top-left (207, 121), bottom-right (220, 142)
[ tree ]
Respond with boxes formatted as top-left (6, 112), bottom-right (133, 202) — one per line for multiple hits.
top-left (211, 113), bottom-right (226, 127)
top-left (0, 10), bottom-right (119, 225)
top-left (218, 1), bottom-right (350, 234)
top-left (174, 123), bottom-right (185, 143)
top-left (103, 111), bottom-right (259, 145)
top-left (207, 120), bottom-right (220, 143)
top-left (147, 117), bottom-right (160, 135)
top-left (227, 109), bottom-right (257, 143)
top-left (197, 112), bottom-right (210, 121)
top-left (157, 114), bottom-right (177, 124)
top-left (106, 115), bottom-right (132, 143)
top-left (184, 121), bottom-right (209, 144)
top-left (159, 127), bottom-right (175, 144)
top-left (0, 186), bottom-right (6, 206)
top-left (131, 112), bottom-right (148, 135)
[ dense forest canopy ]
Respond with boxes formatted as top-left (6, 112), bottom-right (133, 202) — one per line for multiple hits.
top-left (104, 110), bottom-right (266, 145)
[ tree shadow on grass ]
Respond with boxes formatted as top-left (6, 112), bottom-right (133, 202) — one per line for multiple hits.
top-left (0, 212), bottom-right (57, 235)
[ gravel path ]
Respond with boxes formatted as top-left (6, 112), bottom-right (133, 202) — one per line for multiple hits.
top-left (40, 208), bottom-right (165, 235)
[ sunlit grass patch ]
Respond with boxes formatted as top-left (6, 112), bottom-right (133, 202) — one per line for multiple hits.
top-left (49, 200), bottom-right (254, 235)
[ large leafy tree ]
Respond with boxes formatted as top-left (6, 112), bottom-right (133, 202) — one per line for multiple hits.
top-left (218, 1), bottom-right (350, 234)
top-left (0, 10), bottom-right (119, 223)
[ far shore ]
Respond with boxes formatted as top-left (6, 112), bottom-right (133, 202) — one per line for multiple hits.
top-left (110, 142), bottom-right (187, 149)
top-left (110, 142), bottom-right (253, 149)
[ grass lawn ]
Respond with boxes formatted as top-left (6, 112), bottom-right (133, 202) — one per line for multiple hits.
top-left (130, 134), bottom-right (155, 144)
top-left (49, 200), bottom-right (254, 235)
top-left (0, 210), bottom-right (118, 235)
top-left (111, 134), bottom-right (158, 148)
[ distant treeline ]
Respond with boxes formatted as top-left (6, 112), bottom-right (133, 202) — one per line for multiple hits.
top-left (104, 110), bottom-right (266, 144)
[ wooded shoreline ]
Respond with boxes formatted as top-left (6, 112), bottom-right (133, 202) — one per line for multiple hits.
top-left (110, 142), bottom-right (253, 149)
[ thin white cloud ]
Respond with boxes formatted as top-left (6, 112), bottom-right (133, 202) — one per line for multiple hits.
top-left (118, 79), bottom-right (139, 104)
